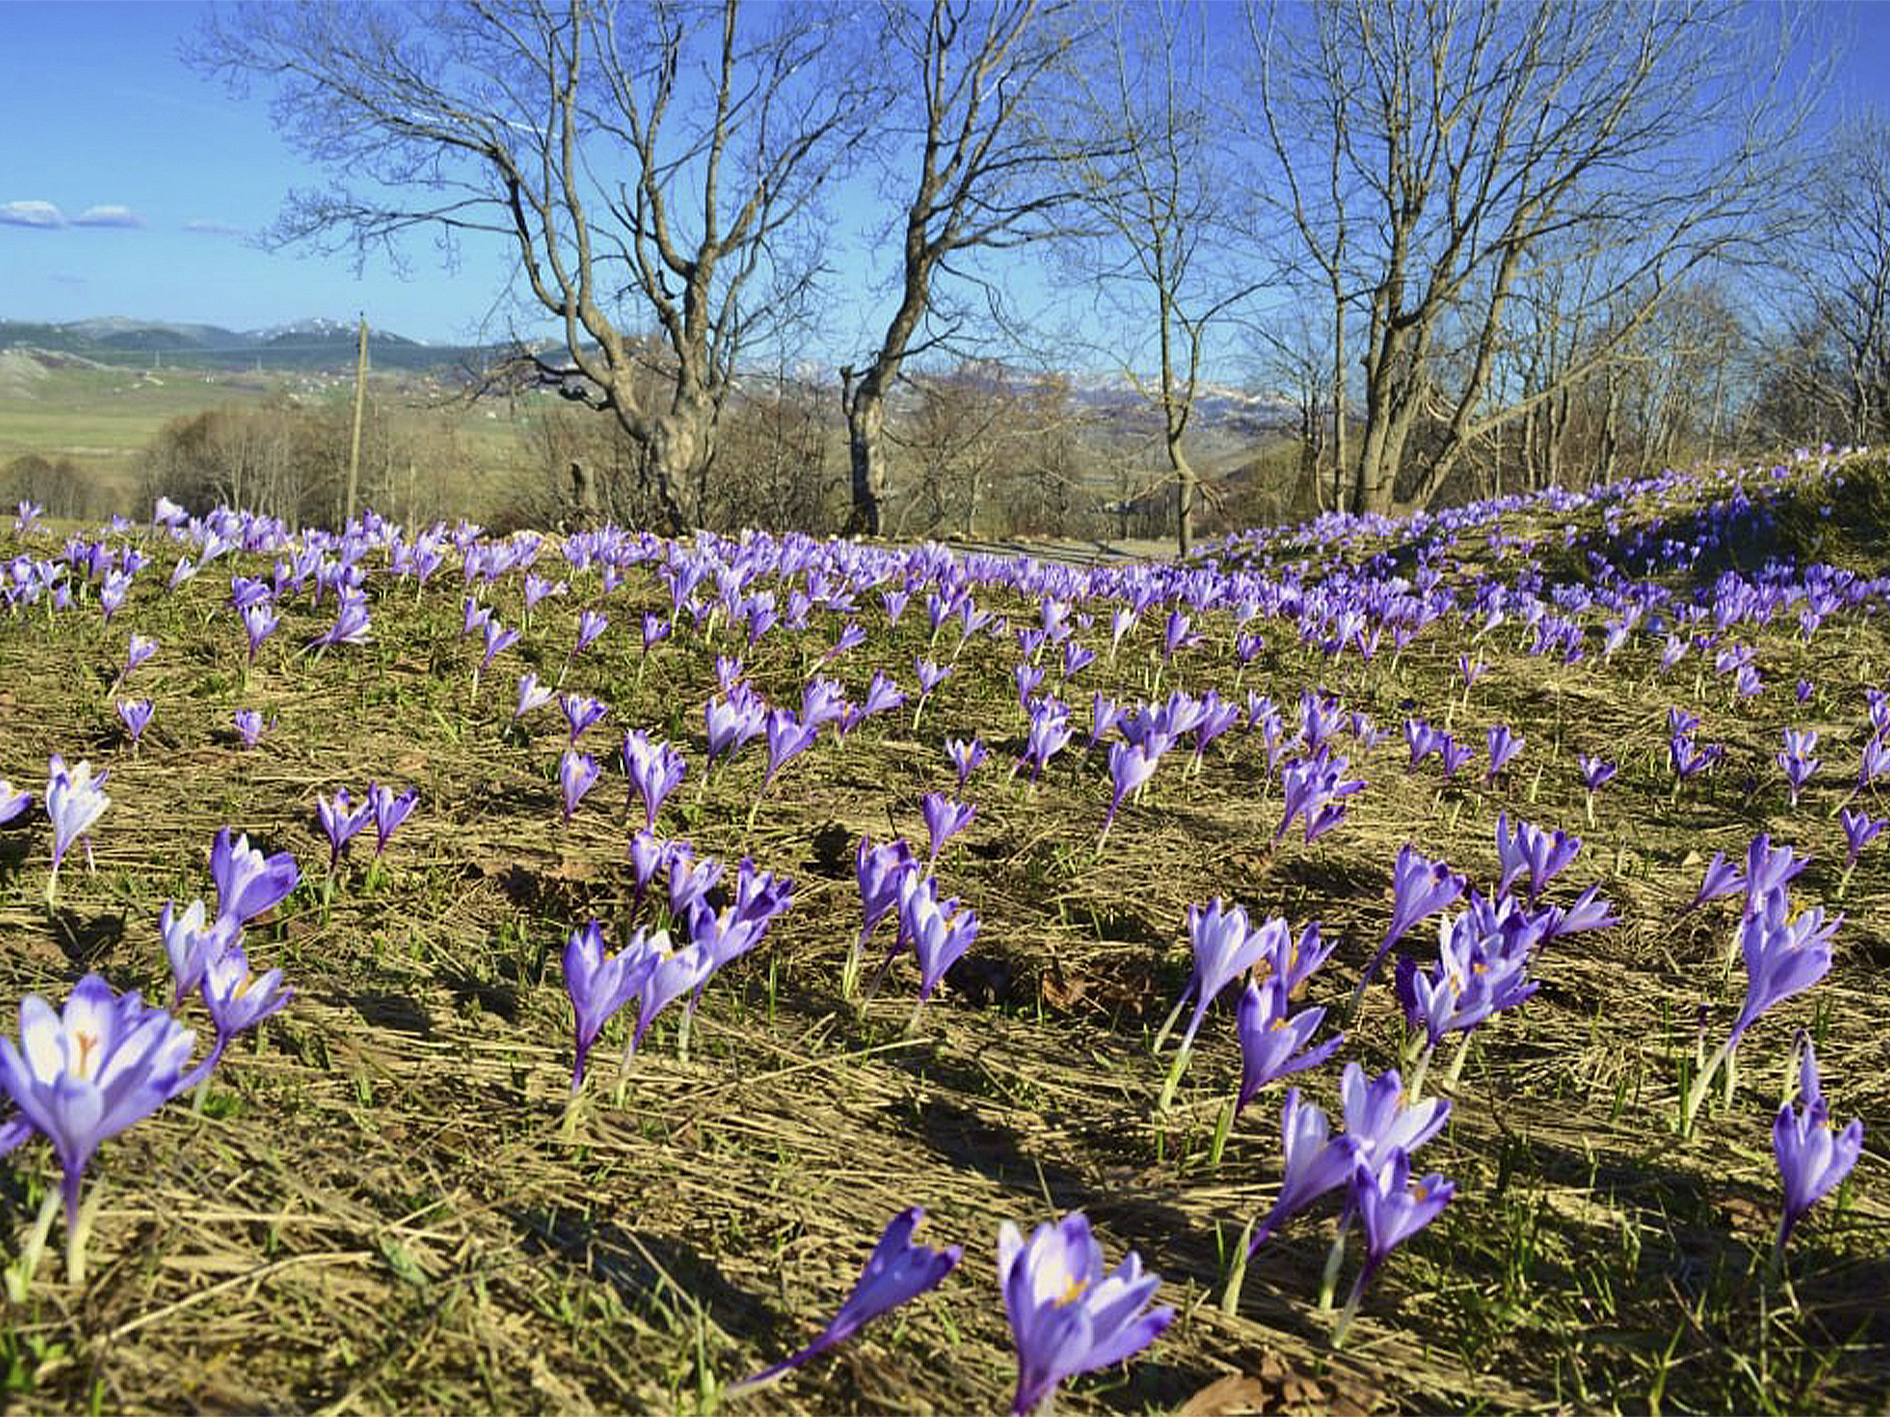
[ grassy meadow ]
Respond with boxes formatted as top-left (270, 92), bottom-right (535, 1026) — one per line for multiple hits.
top-left (0, 354), bottom-right (528, 516)
top-left (0, 449), bottom-right (1886, 1414)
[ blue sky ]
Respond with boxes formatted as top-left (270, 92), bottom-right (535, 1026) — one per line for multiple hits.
top-left (4, 0), bottom-right (1889, 350)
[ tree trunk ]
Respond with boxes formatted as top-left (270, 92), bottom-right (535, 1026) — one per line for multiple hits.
top-left (1171, 433), bottom-right (1196, 556)
top-left (841, 365), bottom-right (891, 536)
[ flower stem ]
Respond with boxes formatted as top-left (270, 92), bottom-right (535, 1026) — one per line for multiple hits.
top-left (1680, 1036), bottom-right (1736, 1137)
top-left (1155, 1044), bottom-right (1192, 1114)
top-left (4, 1188), bottom-right (60, 1302)
top-left (1442, 1032), bottom-right (1475, 1090)
top-left (66, 1183), bottom-right (103, 1287)
top-left (1317, 1222), bottom-right (1350, 1311)
top-left (1150, 994), bottom-right (1188, 1057)
top-left (1405, 1040), bottom-right (1438, 1100)
top-left (1220, 1213), bottom-right (1259, 1315)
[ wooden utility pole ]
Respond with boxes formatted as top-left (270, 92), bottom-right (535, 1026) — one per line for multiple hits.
top-left (346, 313), bottom-right (368, 526)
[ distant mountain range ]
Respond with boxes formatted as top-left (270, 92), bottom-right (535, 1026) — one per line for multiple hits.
top-left (0, 316), bottom-right (483, 372)
top-left (0, 315), bottom-right (1302, 445)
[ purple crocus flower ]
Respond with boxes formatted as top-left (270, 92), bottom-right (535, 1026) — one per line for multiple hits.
top-left (1395, 912), bottom-right (1539, 1048)
top-left (856, 836), bottom-right (919, 950)
top-left (241, 601), bottom-right (280, 662)
top-left (479, 617), bottom-right (519, 669)
top-left (124, 632), bottom-right (158, 675)
top-left (641, 612), bottom-right (670, 652)
top-left (563, 920), bottom-right (656, 1092)
top-left (309, 590), bottom-right (371, 648)
top-left (945, 737), bottom-right (987, 792)
top-left (624, 825), bottom-right (664, 886)
top-left (1013, 661), bottom-right (1046, 708)
top-left (1257, 917), bottom-right (1335, 998)
top-left (1404, 718), bottom-right (1439, 772)
top-left (1485, 725), bottom-right (1523, 783)
top-left (855, 671), bottom-right (906, 722)
top-left (621, 730), bottom-right (687, 833)
top-left (760, 709), bottom-right (819, 795)
top-left (1175, 898), bottom-right (1265, 1051)
top-left (914, 657), bottom-right (951, 696)
top-left (1772, 1035), bottom-right (1863, 1253)
top-left (1540, 882), bottom-right (1619, 940)
top-left (559, 749), bottom-right (601, 824)
top-left (1839, 807), bottom-right (1886, 869)
top-left (902, 878), bottom-right (980, 1001)
top-left (1742, 834), bottom-right (1808, 914)
top-left (317, 789), bottom-right (373, 870)
top-left (1191, 693), bottom-right (1242, 768)
top-left (1436, 734), bottom-right (1474, 779)
top-left (1100, 741), bottom-right (1162, 846)
top-left (560, 693), bottom-right (609, 744)
top-left (1776, 728), bottom-right (1820, 807)
top-left (1578, 755), bottom-right (1616, 794)
top-left (1359, 846), bottom-right (1465, 996)
top-left (367, 783), bottom-right (418, 856)
top-left (998, 1212), bottom-right (1173, 1417)
top-left (158, 898), bottom-right (239, 1006)
top-left (1494, 813), bottom-right (1580, 906)
top-left (921, 793), bottom-right (975, 868)
top-left (116, 699), bottom-right (154, 749)
top-left (209, 827), bottom-right (300, 927)
top-left (1248, 1087), bottom-right (1361, 1251)
top-left (1341, 1150), bottom-right (1455, 1328)
top-left (1234, 978), bottom-right (1341, 1112)
top-left (1018, 699), bottom-right (1074, 782)
top-left (1275, 748), bottom-right (1365, 843)
top-left (0, 974), bottom-right (197, 1232)
top-left (572, 608), bottom-right (609, 656)
top-left (800, 676), bottom-right (849, 733)
top-left (1850, 734), bottom-right (1890, 801)
top-left (199, 941), bottom-right (292, 1049)
top-left (515, 672), bottom-right (555, 722)
top-left (521, 572), bottom-right (565, 613)
top-left (0, 779), bottom-right (31, 826)
top-left (1729, 889), bottom-right (1839, 1044)
top-left (232, 709), bottom-right (274, 748)
top-left (736, 1208), bottom-right (962, 1389)
top-left (1162, 608), bottom-right (1199, 661)
top-left (1685, 851), bottom-right (1745, 912)
top-left (704, 690), bottom-right (766, 769)
top-left (628, 934), bottom-right (717, 1056)
top-left (44, 755), bottom-right (109, 900)
top-left (1669, 732), bottom-right (1721, 782)
top-left (1340, 1061), bottom-right (1450, 1167)
top-left (822, 620), bottom-right (867, 663)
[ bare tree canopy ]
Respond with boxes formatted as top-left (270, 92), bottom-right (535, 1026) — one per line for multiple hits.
top-left (1243, 0), bottom-right (1817, 516)
top-left (839, 0), bottom-right (1105, 537)
top-left (1058, 0), bottom-right (1265, 555)
top-left (1759, 112), bottom-right (1890, 446)
top-left (191, 0), bottom-right (861, 532)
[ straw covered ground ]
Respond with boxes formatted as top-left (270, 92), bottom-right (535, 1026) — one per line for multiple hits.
top-left (0, 451), bottom-right (1887, 1415)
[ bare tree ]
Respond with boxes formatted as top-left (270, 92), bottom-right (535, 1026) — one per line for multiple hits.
top-left (1244, 0), bottom-right (1817, 515)
top-left (1058, 0), bottom-right (1263, 555)
top-left (838, 0), bottom-right (1103, 536)
top-left (1771, 113), bottom-right (1890, 446)
top-left (192, 0), bottom-right (859, 533)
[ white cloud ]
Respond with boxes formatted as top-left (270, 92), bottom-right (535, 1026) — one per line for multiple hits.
top-left (0, 200), bottom-right (65, 228)
top-left (73, 205), bottom-right (142, 229)
top-left (184, 218), bottom-right (246, 236)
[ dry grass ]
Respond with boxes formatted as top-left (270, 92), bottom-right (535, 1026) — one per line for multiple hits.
top-left (0, 453), bottom-right (1887, 1414)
